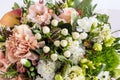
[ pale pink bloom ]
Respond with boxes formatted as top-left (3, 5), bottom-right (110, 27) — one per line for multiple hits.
top-left (0, 50), bottom-right (10, 72)
top-left (5, 25), bottom-right (38, 63)
top-left (27, 2), bottom-right (53, 25)
top-left (59, 8), bottom-right (77, 23)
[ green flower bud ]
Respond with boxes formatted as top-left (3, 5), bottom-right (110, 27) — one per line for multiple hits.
top-left (30, 67), bottom-right (34, 71)
top-left (104, 37), bottom-right (115, 47)
top-left (20, 59), bottom-right (31, 67)
top-left (55, 74), bottom-right (63, 80)
top-left (31, 72), bottom-right (35, 77)
top-left (93, 43), bottom-right (102, 51)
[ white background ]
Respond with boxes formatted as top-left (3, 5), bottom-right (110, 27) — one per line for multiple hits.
top-left (0, 0), bottom-right (120, 36)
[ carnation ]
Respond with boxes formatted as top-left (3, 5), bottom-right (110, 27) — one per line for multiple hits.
top-left (37, 60), bottom-right (55, 80)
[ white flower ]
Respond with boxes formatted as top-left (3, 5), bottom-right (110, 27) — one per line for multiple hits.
top-left (97, 71), bottom-right (110, 80)
top-left (37, 60), bottom-right (55, 80)
top-left (35, 76), bottom-right (43, 80)
top-left (51, 19), bottom-right (58, 26)
top-left (54, 40), bottom-right (60, 47)
top-left (64, 50), bottom-right (71, 58)
top-left (64, 66), bottom-right (85, 80)
top-left (61, 28), bottom-right (68, 36)
top-left (43, 46), bottom-right (50, 53)
top-left (42, 26), bottom-right (50, 34)
top-left (60, 40), bottom-right (68, 47)
top-left (79, 32), bottom-right (88, 40)
top-left (68, 40), bottom-right (85, 64)
top-left (51, 54), bottom-right (58, 61)
top-left (72, 32), bottom-right (80, 39)
top-left (35, 33), bottom-right (42, 40)
top-left (77, 17), bottom-right (98, 32)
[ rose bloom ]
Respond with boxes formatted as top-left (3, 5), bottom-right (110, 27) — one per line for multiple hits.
top-left (27, 2), bottom-right (53, 25)
top-left (59, 8), bottom-right (77, 23)
top-left (5, 25), bottom-right (38, 63)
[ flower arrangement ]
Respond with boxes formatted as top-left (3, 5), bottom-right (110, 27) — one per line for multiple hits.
top-left (0, 0), bottom-right (120, 80)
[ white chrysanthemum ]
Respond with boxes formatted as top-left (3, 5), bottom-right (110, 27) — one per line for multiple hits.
top-left (37, 60), bottom-right (55, 80)
top-left (68, 40), bottom-right (85, 64)
top-left (64, 66), bottom-right (85, 80)
top-left (97, 71), bottom-right (110, 80)
top-left (77, 17), bottom-right (98, 32)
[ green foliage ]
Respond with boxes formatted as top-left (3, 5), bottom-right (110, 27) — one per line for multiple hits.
top-left (113, 37), bottom-right (120, 50)
top-left (79, 0), bottom-right (97, 17)
top-left (87, 47), bottom-right (120, 72)
top-left (12, 2), bottom-right (20, 9)
top-left (96, 14), bottom-right (109, 23)
top-left (3, 64), bottom-right (18, 79)
top-left (72, 0), bottom-right (81, 9)
top-left (23, 0), bottom-right (34, 8)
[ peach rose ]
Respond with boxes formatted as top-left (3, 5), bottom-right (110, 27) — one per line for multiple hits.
top-left (59, 8), bottom-right (77, 23)
top-left (5, 25), bottom-right (38, 63)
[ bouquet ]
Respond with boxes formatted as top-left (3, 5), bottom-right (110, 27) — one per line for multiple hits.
top-left (0, 0), bottom-right (120, 80)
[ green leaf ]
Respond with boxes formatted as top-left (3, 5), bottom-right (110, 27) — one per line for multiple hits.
top-left (72, 0), bottom-right (81, 9)
top-left (12, 2), bottom-right (20, 9)
top-left (79, 0), bottom-right (93, 17)
top-left (96, 14), bottom-right (109, 23)
top-left (58, 55), bottom-right (73, 65)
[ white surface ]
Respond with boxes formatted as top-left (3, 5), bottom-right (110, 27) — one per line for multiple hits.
top-left (0, 0), bottom-right (120, 36)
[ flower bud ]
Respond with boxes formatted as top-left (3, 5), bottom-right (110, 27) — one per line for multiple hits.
top-left (93, 43), bottom-right (102, 51)
top-left (81, 58), bottom-right (88, 63)
top-left (55, 74), bottom-right (63, 80)
top-left (42, 26), bottom-right (50, 34)
top-left (79, 32), bottom-right (88, 40)
top-left (35, 33), bottom-right (41, 40)
top-left (43, 46), bottom-right (50, 53)
top-left (66, 37), bottom-right (73, 42)
top-left (54, 40), bottom-right (60, 47)
top-left (51, 19), bottom-right (58, 26)
top-left (72, 32), bottom-right (80, 39)
top-left (64, 50), bottom-right (71, 58)
top-left (104, 37), bottom-right (115, 47)
top-left (51, 54), bottom-right (58, 61)
top-left (60, 40), bottom-right (68, 47)
top-left (20, 59), bottom-right (31, 67)
top-left (61, 28), bottom-right (68, 36)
